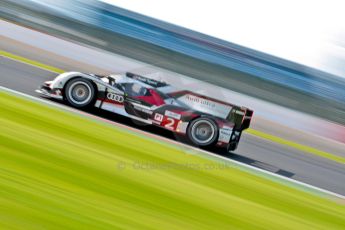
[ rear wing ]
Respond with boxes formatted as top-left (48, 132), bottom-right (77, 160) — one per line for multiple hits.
top-left (227, 107), bottom-right (253, 131)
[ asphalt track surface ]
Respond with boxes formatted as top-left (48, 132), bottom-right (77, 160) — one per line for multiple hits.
top-left (1, 56), bottom-right (345, 196)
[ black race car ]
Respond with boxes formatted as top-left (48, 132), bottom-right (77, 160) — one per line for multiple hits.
top-left (36, 72), bottom-right (253, 152)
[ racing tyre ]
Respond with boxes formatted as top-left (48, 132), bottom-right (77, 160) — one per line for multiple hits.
top-left (65, 78), bottom-right (96, 108)
top-left (187, 117), bottom-right (218, 147)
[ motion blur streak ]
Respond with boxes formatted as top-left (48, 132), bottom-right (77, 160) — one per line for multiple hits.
top-left (2, 0), bottom-right (345, 125)
top-left (1, 90), bottom-right (344, 229)
top-left (1, 50), bottom-right (343, 165)
top-left (246, 129), bottom-right (345, 164)
top-left (0, 50), bottom-right (64, 73)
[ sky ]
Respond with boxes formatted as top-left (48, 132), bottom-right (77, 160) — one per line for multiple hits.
top-left (101, 0), bottom-right (345, 77)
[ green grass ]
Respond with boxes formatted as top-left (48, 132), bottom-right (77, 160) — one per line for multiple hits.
top-left (0, 91), bottom-right (344, 230)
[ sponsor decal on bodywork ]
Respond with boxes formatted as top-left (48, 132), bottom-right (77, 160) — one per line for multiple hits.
top-left (133, 104), bottom-right (153, 115)
top-left (219, 126), bottom-right (233, 143)
top-left (176, 121), bottom-right (188, 133)
top-left (107, 93), bottom-right (124, 103)
top-left (177, 94), bottom-right (232, 119)
top-left (154, 113), bottom-right (164, 122)
top-left (164, 110), bottom-right (181, 120)
top-left (153, 112), bottom-right (179, 130)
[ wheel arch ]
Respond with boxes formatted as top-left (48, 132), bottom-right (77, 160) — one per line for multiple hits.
top-left (62, 76), bottom-right (98, 100)
top-left (186, 114), bottom-right (219, 130)
top-left (186, 115), bottom-right (219, 147)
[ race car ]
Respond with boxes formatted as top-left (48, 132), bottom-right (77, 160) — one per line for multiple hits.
top-left (36, 72), bottom-right (253, 152)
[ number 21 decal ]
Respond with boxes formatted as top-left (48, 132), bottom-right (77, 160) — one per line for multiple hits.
top-left (164, 117), bottom-right (175, 129)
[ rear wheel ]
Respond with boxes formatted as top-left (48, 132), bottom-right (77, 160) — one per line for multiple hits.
top-left (65, 78), bottom-right (96, 108)
top-left (187, 117), bottom-right (218, 147)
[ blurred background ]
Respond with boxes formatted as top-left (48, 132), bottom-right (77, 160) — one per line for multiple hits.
top-left (2, 0), bottom-right (345, 125)
top-left (104, 0), bottom-right (345, 78)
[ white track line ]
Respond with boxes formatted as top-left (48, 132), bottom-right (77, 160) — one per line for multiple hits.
top-left (1, 86), bottom-right (344, 200)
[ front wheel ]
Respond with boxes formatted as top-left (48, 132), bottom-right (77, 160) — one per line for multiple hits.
top-left (65, 78), bottom-right (96, 108)
top-left (187, 117), bottom-right (218, 147)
